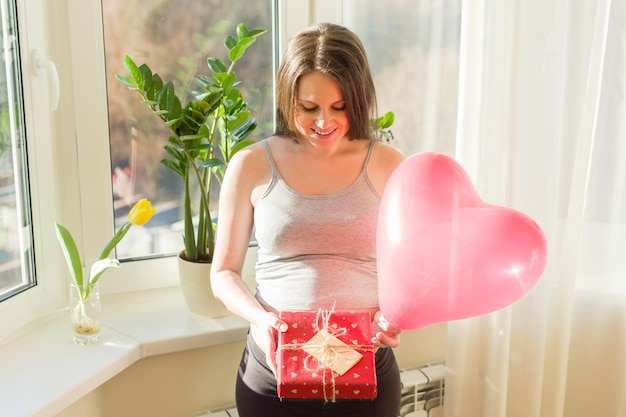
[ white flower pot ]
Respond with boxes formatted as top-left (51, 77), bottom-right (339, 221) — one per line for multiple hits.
top-left (177, 254), bottom-right (230, 318)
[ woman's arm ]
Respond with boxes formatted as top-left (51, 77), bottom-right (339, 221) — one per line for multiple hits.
top-left (210, 143), bottom-right (287, 374)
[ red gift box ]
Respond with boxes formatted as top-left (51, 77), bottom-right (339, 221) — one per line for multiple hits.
top-left (277, 309), bottom-right (377, 402)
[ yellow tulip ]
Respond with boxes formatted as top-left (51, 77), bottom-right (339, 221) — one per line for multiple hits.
top-left (128, 198), bottom-right (156, 226)
top-left (58, 198), bottom-right (156, 298)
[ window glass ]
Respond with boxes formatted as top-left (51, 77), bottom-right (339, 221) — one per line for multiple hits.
top-left (342, 0), bottom-right (462, 156)
top-left (102, 0), bottom-right (275, 259)
top-left (0, 0), bottom-right (35, 301)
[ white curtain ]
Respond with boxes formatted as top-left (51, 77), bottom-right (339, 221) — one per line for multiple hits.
top-left (446, 0), bottom-right (626, 416)
top-left (342, 0), bottom-right (462, 157)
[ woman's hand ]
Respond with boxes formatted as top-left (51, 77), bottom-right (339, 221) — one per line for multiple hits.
top-left (252, 311), bottom-right (288, 377)
top-left (371, 310), bottom-right (401, 350)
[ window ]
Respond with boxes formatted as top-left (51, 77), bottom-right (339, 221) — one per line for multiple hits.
top-left (102, 0), bottom-right (275, 260)
top-left (0, 0), bottom-right (35, 302)
top-left (0, 0), bottom-right (65, 339)
top-left (342, 0), bottom-right (462, 157)
top-left (101, 0), bottom-right (462, 261)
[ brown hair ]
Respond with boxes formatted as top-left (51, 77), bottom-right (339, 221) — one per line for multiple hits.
top-left (274, 23), bottom-right (378, 141)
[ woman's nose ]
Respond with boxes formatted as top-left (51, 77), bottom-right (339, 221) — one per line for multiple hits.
top-left (315, 109), bottom-right (331, 128)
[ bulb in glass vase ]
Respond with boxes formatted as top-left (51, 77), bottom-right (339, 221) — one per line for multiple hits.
top-left (69, 282), bottom-right (101, 345)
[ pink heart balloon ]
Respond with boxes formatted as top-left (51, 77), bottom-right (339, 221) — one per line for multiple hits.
top-left (377, 152), bottom-right (547, 330)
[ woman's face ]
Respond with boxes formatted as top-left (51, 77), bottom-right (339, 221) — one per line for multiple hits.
top-left (294, 71), bottom-right (350, 147)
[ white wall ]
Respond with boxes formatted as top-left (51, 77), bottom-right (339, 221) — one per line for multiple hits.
top-left (55, 324), bottom-right (446, 417)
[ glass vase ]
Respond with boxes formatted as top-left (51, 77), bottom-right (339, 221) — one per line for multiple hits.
top-left (69, 282), bottom-right (101, 345)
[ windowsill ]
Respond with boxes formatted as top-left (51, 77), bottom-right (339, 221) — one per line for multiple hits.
top-left (0, 286), bottom-right (249, 417)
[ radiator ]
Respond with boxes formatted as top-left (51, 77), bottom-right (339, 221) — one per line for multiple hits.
top-left (195, 405), bottom-right (239, 417)
top-left (196, 362), bottom-right (445, 417)
top-left (399, 362), bottom-right (445, 417)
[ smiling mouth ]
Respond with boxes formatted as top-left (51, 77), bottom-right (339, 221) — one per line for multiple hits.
top-left (312, 128), bottom-right (337, 136)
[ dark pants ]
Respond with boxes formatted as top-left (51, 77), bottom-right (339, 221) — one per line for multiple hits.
top-left (235, 332), bottom-right (401, 417)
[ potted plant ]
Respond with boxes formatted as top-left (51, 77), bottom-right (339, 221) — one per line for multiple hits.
top-left (56, 198), bottom-right (156, 344)
top-left (116, 23), bottom-right (266, 317)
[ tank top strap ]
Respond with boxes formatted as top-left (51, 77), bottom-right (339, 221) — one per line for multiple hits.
top-left (259, 140), bottom-right (280, 200)
top-left (262, 139), bottom-right (278, 174)
top-left (361, 139), bottom-right (376, 173)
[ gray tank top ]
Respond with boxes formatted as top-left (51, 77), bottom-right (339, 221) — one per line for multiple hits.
top-left (253, 139), bottom-right (381, 311)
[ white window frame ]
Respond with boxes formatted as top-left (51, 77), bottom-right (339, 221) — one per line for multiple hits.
top-left (0, 0), bottom-right (64, 339)
top-left (59, 0), bottom-right (180, 296)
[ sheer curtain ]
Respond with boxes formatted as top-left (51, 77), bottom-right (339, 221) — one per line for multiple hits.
top-left (445, 0), bottom-right (626, 416)
top-left (342, 0), bottom-right (462, 157)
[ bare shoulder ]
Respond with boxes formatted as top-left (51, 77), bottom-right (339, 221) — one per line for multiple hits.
top-left (366, 141), bottom-right (405, 195)
top-left (229, 138), bottom-right (268, 165)
top-left (368, 141), bottom-right (405, 189)
top-left (372, 141), bottom-right (405, 166)
top-left (226, 138), bottom-right (272, 185)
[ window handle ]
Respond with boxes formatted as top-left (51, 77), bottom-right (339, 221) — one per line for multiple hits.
top-left (32, 49), bottom-right (60, 111)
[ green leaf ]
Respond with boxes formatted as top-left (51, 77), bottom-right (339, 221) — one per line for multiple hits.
top-left (215, 73), bottom-right (236, 93)
top-left (161, 158), bottom-right (185, 177)
top-left (202, 158), bottom-right (225, 169)
top-left (146, 73), bottom-right (164, 101)
top-left (377, 111), bottom-right (395, 129)
top-left (229, 37), bottom-right (256, 63)
top-left (180, 134), bottom-right (204, 141)
top-left (137, 64), bottom-right (153, 91)
top-left (159, 82), bottom-right (183, 121)
top-left (55, 223), bottom-right (84, 289)
top-left (224, 34), bottom-right (237, 50)
top-left (224, 87), bottom-right (243, 110)
top-left (163, 142), bottom-right (184, 157)
top-left (226, 111), bottom-right (249, 130)
top-left (232, 119), bottom-right (257, 141)
top-left (207, 57), bottom-right (228, 74)
top-left (236, 23), bottom-right (249, 39)
top-left (185, 142), bottom-right (212, 152)
top-left (248, 29), bottom-right (267, 38)
top-left (115, 74), bottom-right (137, 87)
top-left (98, 221), bottom-right (132, 260)
top-left (165, 117), bottom-right (184, 127)
top-left (123, 55), bottom-right (141, 85)
top-left (88, 258), bottom-right (121, 287)
top-left (83, 258), bottom-right (121, 299)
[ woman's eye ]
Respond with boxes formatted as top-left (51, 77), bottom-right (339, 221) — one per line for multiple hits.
top-left (298, 104), bottom-right (345, 112)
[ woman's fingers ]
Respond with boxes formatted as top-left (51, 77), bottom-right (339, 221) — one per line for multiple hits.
top-left (371, 310), bottom-right (402, 350)
top-left (255, 312), bottom-right (288, 376)
top-left (372, 330), bottom-right (401, 349)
